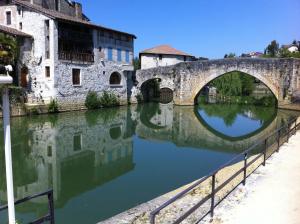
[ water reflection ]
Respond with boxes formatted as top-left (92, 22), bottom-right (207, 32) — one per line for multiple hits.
top-left (196, 104), bottom-right (277, 139)
top-left (0, 104), bottom-right (298, 223)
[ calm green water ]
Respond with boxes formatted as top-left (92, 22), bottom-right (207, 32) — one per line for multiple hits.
top-left (0, 103), bottom-right (298, 224)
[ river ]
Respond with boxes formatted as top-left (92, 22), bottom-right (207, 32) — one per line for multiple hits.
top-left (0, 103), bottom-right (299, 223)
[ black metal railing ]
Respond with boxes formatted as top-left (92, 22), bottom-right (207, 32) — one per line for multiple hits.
top-left (150, 118), bottom-right (300, 224)
top-left (0, 189), bottom-right (55, 224)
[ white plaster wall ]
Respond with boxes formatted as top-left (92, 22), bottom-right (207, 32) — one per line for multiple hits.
top-left (141, 54), bottom-right (193, 70)
top-left (288, 46), bottom-right (299, 53)
top-left (0, 5), bottom-right (18, 28)
top-left (19, 8), bottom-right (57, 103)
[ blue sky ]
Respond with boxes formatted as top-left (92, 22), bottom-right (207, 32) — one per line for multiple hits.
top-left (76, 0), bottom-right (300, 59)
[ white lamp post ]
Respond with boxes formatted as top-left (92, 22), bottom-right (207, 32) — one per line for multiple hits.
top-left (0, 65), bottom-right (15, 224)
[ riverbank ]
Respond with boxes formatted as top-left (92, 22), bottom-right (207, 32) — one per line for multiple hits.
top-left (202, 130), bottom-right (300, 224)
top-left (99, 124), bottom-right (300, 224)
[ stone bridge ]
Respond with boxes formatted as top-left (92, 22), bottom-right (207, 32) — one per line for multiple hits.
top-left (132, 58), bottom-right (300, 106)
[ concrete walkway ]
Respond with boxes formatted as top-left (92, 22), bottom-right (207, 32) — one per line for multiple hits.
top-left (204, 131), bottom-right (300, 224)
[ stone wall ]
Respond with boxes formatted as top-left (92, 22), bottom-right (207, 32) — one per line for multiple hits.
top-left (133, 58), bottom-right (300, 106)
top-left (55, 61), bottom-right (132, 106)
top-left (0, 2), bottom-right (135, 109)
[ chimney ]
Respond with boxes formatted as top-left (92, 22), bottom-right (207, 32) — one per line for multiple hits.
top-left (74, 2), bottom-right (82, 19)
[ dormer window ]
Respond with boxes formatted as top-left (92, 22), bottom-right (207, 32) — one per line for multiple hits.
top-left (6, 11), bottom-right (11, 25)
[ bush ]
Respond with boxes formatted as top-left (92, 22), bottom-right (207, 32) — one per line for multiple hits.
top-left (99, 91), bottom-right (119, 107)
top-left (85, 91), bottom-right (99, 110)
top-left (48, 99), bottom-right (59, 113)
top-left (85, 91), bottom-right (120, 110)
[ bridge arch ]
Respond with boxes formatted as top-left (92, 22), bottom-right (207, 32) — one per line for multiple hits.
top-left (192, 69), bottom-right (279, 104)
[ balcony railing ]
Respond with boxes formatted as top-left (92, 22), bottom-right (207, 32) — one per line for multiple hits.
top-left (59, 51), bottom-right (94, 63)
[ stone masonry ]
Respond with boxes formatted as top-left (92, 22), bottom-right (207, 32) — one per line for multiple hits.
top-left (132, 58), bottom-right (300, 107)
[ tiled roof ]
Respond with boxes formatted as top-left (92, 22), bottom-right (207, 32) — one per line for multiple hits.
top-left (12, 0), bottom-right (136, 38)
top-left (140, 45), bottom-right (193, 56)
top-left (0, 24), bottom-right (32, 38)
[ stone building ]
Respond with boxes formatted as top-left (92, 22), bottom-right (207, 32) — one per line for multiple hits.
top-left (139, 45), bottom-right (195, 70)
top-left (0, 0), bottom-right (136, 108)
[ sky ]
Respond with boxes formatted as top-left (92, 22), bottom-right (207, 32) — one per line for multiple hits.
top-left (76, 0), bottom-right (300, 59)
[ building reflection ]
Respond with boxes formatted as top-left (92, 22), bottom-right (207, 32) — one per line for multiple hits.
top-left (0, 107), bottom-right (135, 215)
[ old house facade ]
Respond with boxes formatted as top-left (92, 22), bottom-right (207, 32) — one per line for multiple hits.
top-left (139, 45), bottom-right (195, 70)
top-left (0, 0), bottom-right (136, 108)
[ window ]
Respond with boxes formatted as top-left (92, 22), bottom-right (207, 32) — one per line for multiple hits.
top-left (125, 50), bottom-right (130, 63)
top-left (184, 56), bottom-right (187, 62)
top-left (45, 66), bottom-right (50, 78)
top-left (108, 47), bottom-right (113, 61)
top-left (45, 20), bottom-right (50, 59)
top-left (73, 134), bottom-right (82, 151)
top-left (47, 145), bottom-right (52, 157)
top-left (72, 69), bottom-right (81, 85)
top-left (55, 0), bottom-right (59, 11)
top-left (17, 7), bottom-right (21, 15)
top-left (117, 49), bottom-right (122, 62)
top-left (109, 72), bottom-right (121, 85)
top-left (159, 54), bottom-right (163, 61)
top-left (6, 11), bottom-right (11, 25)
top-left (19, 22), bottom-right (22, 30)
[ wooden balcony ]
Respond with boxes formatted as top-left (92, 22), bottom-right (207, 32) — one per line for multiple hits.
top-left (59, 51), bottom-right (94, 63)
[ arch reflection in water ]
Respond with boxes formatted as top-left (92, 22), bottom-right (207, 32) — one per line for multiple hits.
top-left (0, 104), bottom-right (298, 224)
top-left (195, 103), bottom-right (277, 139)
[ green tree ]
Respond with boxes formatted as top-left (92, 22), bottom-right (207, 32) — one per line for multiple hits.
top-left (224, 53), bottom-right (236, 58)
top-left (265, 40), bottom-right (279, 57)
top-left (0, 33), bottom-right (18, 65)
top-left (279, 47), bottom-right (300, 58)
top-left (211, 71), bottom-right (242, 96)
top-left (240, 73), bottom-right (255, 95)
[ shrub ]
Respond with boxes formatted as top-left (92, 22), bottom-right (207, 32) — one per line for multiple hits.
top-left (85, 91), bottom-right (100, 109)
top-left (48, 99), bottom-right (59, 113)
top-left (99, 91), bottom-right (119, 107)
top-left (85, 91), bottom-right (120, 110)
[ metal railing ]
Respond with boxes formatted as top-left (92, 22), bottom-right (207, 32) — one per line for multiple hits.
top-left (0, 189), bottom-right (55, 224)
top-left (150, 118), bottom-right (300, 224)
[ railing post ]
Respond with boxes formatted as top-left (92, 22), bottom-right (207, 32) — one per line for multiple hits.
top-left (150, 213), bottom-right (155, 224)
top-left (287, 123), bottom-right (290, 143)
top-left (243, 153), bottom-right (248, 186)
top-left (210, 174), bottom-right (216, 218)
top-left (277, 129), bottom-right (280, 153)
top-left (48, 190), bottom-right (55, 224)
top-left (263, 138), bottom-right (267, 166)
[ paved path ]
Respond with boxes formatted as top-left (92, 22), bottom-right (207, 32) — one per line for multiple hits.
top-left (205, 131), bottom-right (300, 224)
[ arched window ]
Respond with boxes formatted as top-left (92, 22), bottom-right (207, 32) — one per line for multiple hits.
top-left (109, 72), bottom-right (121, 85)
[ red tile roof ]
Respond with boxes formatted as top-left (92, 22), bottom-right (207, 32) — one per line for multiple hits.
top-left (140, 45), bottom-right (193, 57)
top-left (12, 0), bottom-right (136, 38)
top-left (0, 24), bottom-right (32, 38)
